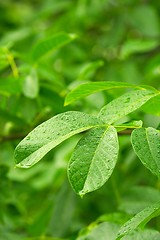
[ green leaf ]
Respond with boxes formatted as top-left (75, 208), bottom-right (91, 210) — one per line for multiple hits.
top-left (120, 39), bottom-right (158, 59)
top-left (142, 95), bottom-right (160, 116)
top-left (68, 126), bottom-right (119, 196)
top-left (65, 81), bottom-right (138, 106)
top-left (22, 68), bottom-right (39, 99)
top-left (98, 90), bottom-right (158, 124)
top-left (14, 111), bottom-right (101, 168)
top-left (77, 60), bottom-right (104, 80)
top-left (116, 200), bottom-right (160, 239)
top-left (78, 222), bottom-right (120, 240)
top-left (121, 229), bottom-right (160, 240)
top-left (131, 127), bottom-right (160, 178)
top-left (32, 32), bottom-right (76, 61)
top-left (116, 120), bottom-right (143, 132)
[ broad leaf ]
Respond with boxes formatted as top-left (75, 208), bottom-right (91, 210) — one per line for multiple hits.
top-left (65, 81), bottom-right (138, 106)
top-left (68, 126), bottom-right (119, 196)
top-left (131, 127), bottom-right (160, 178)
top-left (98, 90), bottom-right (158, 124)
top-left (116, 200), bottom-right (160, 239)
top-left (32, 32), bottom-right (76, 61)
top-left (14, 111), bottom-right (101, 168)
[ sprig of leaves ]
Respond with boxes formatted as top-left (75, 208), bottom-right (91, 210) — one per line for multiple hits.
top-left (14, 84), bottom-right (160, 197)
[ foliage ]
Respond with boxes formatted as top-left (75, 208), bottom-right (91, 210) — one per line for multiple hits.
top-left (0, 0), bottom-right (160, 239)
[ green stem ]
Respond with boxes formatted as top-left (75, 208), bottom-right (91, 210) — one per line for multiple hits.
top-left (4, 48), bottom-right (19, 78)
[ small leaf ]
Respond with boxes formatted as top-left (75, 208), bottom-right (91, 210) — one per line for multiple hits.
top-left (32, 32), bottom-right (76, 61)
top-left (14, 111), bottom-right (101, 168)
top-left (116, 200), bottom-right (160, 239)
top-left (68, 126), bottom-right (119, 196)
top-left (22, 68), bottom-right (39, 99)
top-left (116, 120), bottom-right (143, 132)
top-left (65, 81), bottom-right (137, 106)
top-left (120, 39), bottom-right (158, 59)
top-left (131, 127), bottom-right (160, 178)
top-left (77, 60), bottom-right (104, 80)
top-left (98, 90), bottom-right (158, 124)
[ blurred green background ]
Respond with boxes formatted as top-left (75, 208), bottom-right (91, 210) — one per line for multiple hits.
top-left (0, 0), bottom-right (160, 239)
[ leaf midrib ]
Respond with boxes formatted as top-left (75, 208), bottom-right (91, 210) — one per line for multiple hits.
top-left (16, 124), bottom-right (102, 168)
top-left (81, 126), bottom-right (110, 193)
top-left (145, 128), bottom-right (159, 174)
top-left (99, 91), bottom-right (158, 124)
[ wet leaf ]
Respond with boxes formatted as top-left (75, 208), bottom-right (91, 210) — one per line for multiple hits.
top-left (98, 90), bottom-right (158, 124)
top-left (121, 229), bottom-right (160, 240)
top-left (78, 222), bottom-right (120, 240)
top-left (14, 111), bottom-right (102, 168)
top-left (68, 126), bottom-right (119, 196)
top-left (0, 78), bottom-right (22, 95)
top-left (131, 127), bottom-right (160, 178)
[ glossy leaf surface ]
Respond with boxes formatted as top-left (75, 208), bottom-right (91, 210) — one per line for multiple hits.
top-left (131, 127), bottom-right (160, 178)
top-left (68, 126), bottom-right (119, 196)
top-left (98, 90), bottom-right (158, 124)
top-left (78, 222), bottom-right (120, 240)
top-left (116, 200), bottom-right (160, 239)
top-left (121, 229), bottom-right (160, 240)
top-left (65, 81), bottom-right (137, 105)
top-left (14, 111), bottom-right (101, 168)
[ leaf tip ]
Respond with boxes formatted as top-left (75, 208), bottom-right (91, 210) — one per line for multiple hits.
top-left (64, 95), bottom-right (72, 106)
top-left (64, 99), bottom-right (69, 106)
top-left (16, 162), bottom-right (31, 169)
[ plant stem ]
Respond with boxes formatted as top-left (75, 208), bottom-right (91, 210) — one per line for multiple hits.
top-left (4, 48), bottom-right (19, 78)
